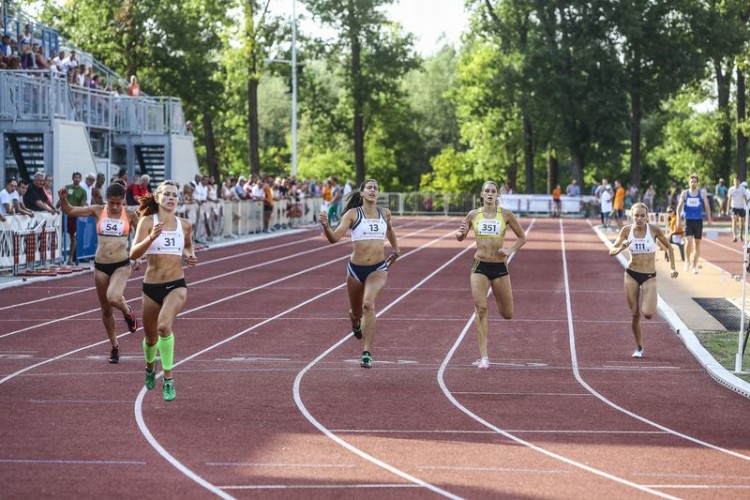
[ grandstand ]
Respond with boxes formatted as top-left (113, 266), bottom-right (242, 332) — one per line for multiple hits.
top-left (0, 1), bottom-right (199, 190)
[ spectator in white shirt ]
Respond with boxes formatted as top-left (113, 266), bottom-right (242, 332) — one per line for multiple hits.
top-left (61, 50), bottom-right (78, 72)
top-left (0, 178), bottom-right (19, 219)
top-left (193, 175), bottom-right (208, 204)
top-left (728, 178), bottom-right (750, 242)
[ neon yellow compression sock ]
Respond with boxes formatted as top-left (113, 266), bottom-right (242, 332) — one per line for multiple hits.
top-left (142, 338), bottom-right (157, 364)
top-left (158, 334), bottom-right (174, 371)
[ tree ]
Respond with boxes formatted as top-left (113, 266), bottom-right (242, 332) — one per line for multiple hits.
top-left (303, 0), bottom-right (417, 184)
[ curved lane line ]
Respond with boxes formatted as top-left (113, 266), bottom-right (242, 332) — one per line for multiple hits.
top-left (132, 222), bottom-right (452, 497)
top-left (293, 231), bottom-right (475, 499)
top-left (437, 220), bottom-right (681, 499)
top-left (565, 219), bottom-right (750, 460)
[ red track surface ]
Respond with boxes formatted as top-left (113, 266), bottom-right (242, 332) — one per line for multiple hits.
top-left (1, 217), bottom-right (749, 499)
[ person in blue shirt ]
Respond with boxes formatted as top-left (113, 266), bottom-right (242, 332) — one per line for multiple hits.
top-left (676, 175), bottom-right (712, 274)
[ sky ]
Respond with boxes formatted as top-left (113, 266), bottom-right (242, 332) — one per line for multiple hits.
top-left (267, 0), bottom-right (469, 56)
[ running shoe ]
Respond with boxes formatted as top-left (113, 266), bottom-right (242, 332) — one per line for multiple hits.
top-left (163, 378), bottom-right (176, 401)
top-left (472, 359), bottom-right (482, 366)
top-left (352, 322), bottom-right (362, 340)
top-left (477, 357), bottom-right (490, 369)
top-left (692, 267), bottom-right (699, 274)
top-left (124, 305), bottom-right (138, 333)
top-left (360, 351), bottom-right (373, 369)
top-left (109, 345), bottom-right (120, 364)
top-left (632, 346), bottom-right (644, 358)
top-left (144, 368), bottom-right (156, 390)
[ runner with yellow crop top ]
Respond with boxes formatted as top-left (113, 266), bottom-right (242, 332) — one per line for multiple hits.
top-left (456, 181), bottom-right (527, 369)
top-left (58, 182), bottom-right (140, 363)
top-left (319, 179), bottom-right (400, 369)
top-left (610, 203), bottom-right (678, 358)
top-left (130, 180), bottom-right (197, 401)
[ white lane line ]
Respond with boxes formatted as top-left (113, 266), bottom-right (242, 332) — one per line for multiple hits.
top-left (0, 458), bottom-right (146, 465)
top-left (133, 222), bottom-right (455, 500)
top-left (437, 221), bottom-right (680, 499)
top-left (451, 391), bottom-right (592, 396)
top-left (329, 429), bottom-right (666, 435)
top-left (560, 218), bottom-right (750, 462)
top-left (206, 462), bottom-right (355, 468)
top-left (418, 465), bottom-right (568, 474)
top-left (293, 232), bottom-right (477, 500)
top-left (643, 484), bottom-right (750, 490)
top-left (219, 483), bottom-right (420, 490)
top-left (0, 222), bottom-right (448, 386)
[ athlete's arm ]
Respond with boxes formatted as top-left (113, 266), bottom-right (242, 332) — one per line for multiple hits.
top-left (456, 210), bottom-right (475, 241)
top-left (609, 226), bottom-right (631, 256)
top-left (320, 208), bottom-right (354, 244)
top-left (57, 187), bottom-right (100, 218)
top-left (501, 210), bottom-right (526, 256)
top-left (130, 216), bottom-right (159, 260)
top-left (181, 218), bottom-right (198, 267)
top-left (384, 208), bottom-right (400, 266)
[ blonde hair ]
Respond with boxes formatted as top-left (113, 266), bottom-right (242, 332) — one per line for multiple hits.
top-left (630, 202), bottom-right (649, 216)
top-left (480, 180), bottom-right (500, 206)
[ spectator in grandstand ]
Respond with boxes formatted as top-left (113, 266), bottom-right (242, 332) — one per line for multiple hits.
top-left (59, 182), bottom-right (140, 363)
top-left (728, 178), bottom-right (749, 242)
top-left (23, 172), bottom-right (57, 214)
top-left (19, 43), bottom-right (33, 69)
top-left (33, 44), bottom-right (49, 69)
top-left (128, 75), bottom-right (141, 97)
top-left (328, 176), bottom-right (342, 222)
top-left (609, 203), bottom-right (677, 359)
top-left (92, 173), bottom-right (106, 205)
top-left (14, 181), bottom-right (34, 216)
top-left (0, 35), bottom-right (10, 60)
top-left (222, 176), bottom-right (238, 200)
top-left (0, 178), bottom-right (18, 217)
top-left (127, 174), bottom-right (151, 206)
top-left (319, 179), bottom-right (401, 369)
top-left (193, 175), bottom-right (208, 205)
top-left (43, 175), bottom-right (55, 208)
top-left (116, 167), bottom-right (128, 186)
top-left (456, 180), bottom-right (527, 370)
top-left (250, 177), bottom-right (264, 200)
top-left (130, 180), bottom-right (197, 401)
top-left (62, 172), bottom-right (88, 265)
top-left (61, 50), bottom-right (78, 72)
top-left (676, 174), bottom-right (712, 274)
top-left (20, 24), bottom-right (32, 48)
top-left (82, 173), bottom-right (96, 204)
top-left (234, 176), bottom-right (248, 200)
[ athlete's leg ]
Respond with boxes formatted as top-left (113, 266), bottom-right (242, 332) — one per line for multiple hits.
top-left (156, 288), bottom-right (187, 380)
top-left (94, 271), bottom-right (117, 347)
top-left (624, 273), bottom-right (643, 349)
top-left (360, 271), bottom-right (388, 353)
top-left (346, 274), bottom-right (365, 337)
top-left (471, 273), bottom-right (492, 359)
top-left (490, 274), bottom-right (514, 320)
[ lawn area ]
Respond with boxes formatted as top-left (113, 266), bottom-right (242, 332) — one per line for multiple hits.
top-left (696, 331), bottom-right (750, 384)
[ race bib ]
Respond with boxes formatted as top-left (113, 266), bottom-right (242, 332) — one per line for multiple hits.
top-left (100, 218), bottom-right (125, 236)
top-left (477, 219), bottom-right (501, 236)
top-left (686, 197), bottom-right (700, 207)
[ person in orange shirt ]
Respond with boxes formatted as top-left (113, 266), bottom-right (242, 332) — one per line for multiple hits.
top-left (613, 180), bottom-right (625, 229)
top-left (551, 184), bottom-right (562, 217)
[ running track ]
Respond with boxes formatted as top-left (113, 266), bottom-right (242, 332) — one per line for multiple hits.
top-left (1, 217), bottom-right (749, 499)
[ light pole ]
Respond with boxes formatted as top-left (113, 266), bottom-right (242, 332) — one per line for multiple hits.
top-left (264, 0), bottom-right (298, 177)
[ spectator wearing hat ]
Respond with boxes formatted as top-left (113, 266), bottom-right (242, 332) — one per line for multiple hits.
top-left (728, 178), bottom-right (750, 242)
top-left (63, 172), bottom-right (87, 264)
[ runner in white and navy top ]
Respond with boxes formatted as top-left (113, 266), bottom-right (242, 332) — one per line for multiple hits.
top-left (319, 179), bottom-right (400, 369)
top-left (58, 181), bottom-right (140, 363)
top-left (130, 180), bottom-right (197, 402)
top-left (610, 203), bottom-right (678, 359)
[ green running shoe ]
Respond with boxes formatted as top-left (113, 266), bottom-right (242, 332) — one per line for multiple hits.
top-left (360, 351), bottom-right (372, 369)
top-left (144, 368), bottom-right (156, 390)
top-left (163, 378), bottom-right (176, 401)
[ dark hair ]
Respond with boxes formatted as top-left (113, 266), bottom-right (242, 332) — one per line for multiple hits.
top-left (343, 179), bottom-right (378, 212)
top-left (137, 180), bottom-right (176, 217)
top-left (106, 182), bottom-right (126, 199)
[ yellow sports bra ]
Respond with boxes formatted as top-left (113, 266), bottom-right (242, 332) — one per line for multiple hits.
top-left (473, 207), bottom-right (506, 239)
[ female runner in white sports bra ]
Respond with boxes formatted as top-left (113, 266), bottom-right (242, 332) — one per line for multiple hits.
top-left (456, 180), bottom-right (526, 369)
top-left (319, 179), bottom-right (400, 369)
top-left (58, 181), bottom-right (140, 364)
top-left (130, 180), bottom-right (197, 401)
top-left (610, 203), bottom-right (678, 358)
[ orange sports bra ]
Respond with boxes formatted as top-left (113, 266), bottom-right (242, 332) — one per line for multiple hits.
top-left (97, 205), bottom-right (130, 237)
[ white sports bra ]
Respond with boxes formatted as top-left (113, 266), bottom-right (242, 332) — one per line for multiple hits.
top-left (350, 207), bottom-right (387, 242)
top-left (627, 224), bottom-right (657, 254)
top-left (145, 213), bottom-right (185, 256)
